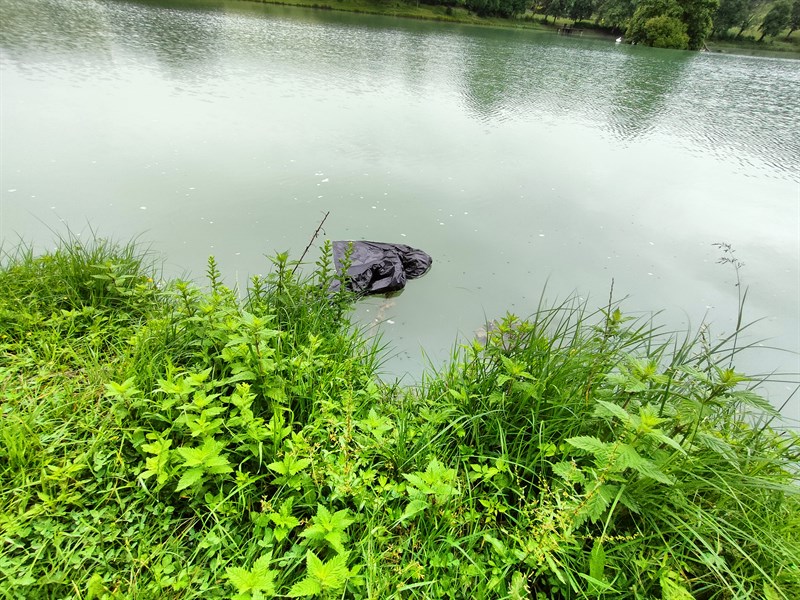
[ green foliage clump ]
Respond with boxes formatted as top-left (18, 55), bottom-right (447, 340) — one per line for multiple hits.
top-left (634, 13), bottom-right (692, 47)
top-left (1, 235), bottom-right (798, 599)
top-left (759, 0), bottom-right (792, 39)
top-left (626, 0), bottom-right (717, 48)
top-left (465, 0), bottom-right (527, 18)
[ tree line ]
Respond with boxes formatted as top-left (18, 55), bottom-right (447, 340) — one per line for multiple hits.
top-left (418, 0), bottom-right (800, 49)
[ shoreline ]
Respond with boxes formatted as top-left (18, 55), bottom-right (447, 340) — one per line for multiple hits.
top-left (240, 0), bottom-right (800, 57)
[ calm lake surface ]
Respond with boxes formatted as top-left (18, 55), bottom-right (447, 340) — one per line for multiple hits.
top-left (2, 0), bottom-right (799, 418)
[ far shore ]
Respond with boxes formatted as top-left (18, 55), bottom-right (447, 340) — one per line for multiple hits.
top-left (238, 0), bottom-right (800, 57)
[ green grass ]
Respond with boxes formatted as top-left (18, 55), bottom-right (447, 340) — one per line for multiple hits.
top-left (1, 235), bottom-right (798, 599)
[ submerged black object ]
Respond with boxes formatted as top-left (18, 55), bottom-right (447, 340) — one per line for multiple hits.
top-left (331, 241), bottom-right (432, 295)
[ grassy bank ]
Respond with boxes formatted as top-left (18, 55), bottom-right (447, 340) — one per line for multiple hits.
top-left (1, 237), bottom-right (799, 599)
top-left (239, 0), bottom-right (800, 55)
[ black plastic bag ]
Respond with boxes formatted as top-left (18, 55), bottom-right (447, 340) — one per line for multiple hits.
top-left (330, 241), bottom-right (432, 295)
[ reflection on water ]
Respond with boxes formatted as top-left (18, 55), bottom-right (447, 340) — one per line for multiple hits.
top-left (2, 0), bottom-right (796, 178)
top-left (1, 0), bottom-right (798, 417)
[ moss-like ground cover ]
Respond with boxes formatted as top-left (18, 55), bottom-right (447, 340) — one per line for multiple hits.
top-left (1, 237), bottom-right (798, 599)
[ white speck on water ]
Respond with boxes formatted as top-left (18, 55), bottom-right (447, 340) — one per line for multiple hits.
top-left (464, 211), bottom-right (469, 215)
top-left (401, 233), bottom-right (406, 237)
top-left (372, 206), bottom-right (377, 209)
top-left (647, 272), bottom-right (653, 276)
top-left (321, 178), bottom-right (329, 183)
top-left (539, 234), bottom-right (545, 237)
top-left (140, 206), bottom-right (147, 210)
top-left (387, 320), bottom-right (395, 325)
top-left (189, 187), bottom-right (195, 190)
top-left (649, 241), bottom-right (655, 245)
top-left (317, 195), bottom-right (323, 199)
top-left (50, 206), bottom-right (56, 209)
top-left (8, 189), bottom-right (17, 193)
top-left (235, 252), bottom-right (241, 256)
top-left (209, 221), bottom-right (214, 225)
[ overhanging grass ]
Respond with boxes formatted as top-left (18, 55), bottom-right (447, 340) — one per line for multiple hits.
top-left (0, 236), bottom-right (798, 599)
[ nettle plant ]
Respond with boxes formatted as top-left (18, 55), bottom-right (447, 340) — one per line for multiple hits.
top-left (103, 255), bottom-right (376, 597)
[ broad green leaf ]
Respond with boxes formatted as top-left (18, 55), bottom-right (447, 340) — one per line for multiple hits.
top-left (307, 551), bottom-right (349, 591)
top-left (226, 554), bottom-right (276, 597)
top-left (552, 461), bottom-right (586, 484)
top-left (589, 539), bottom-right (606, 584)
top-left (287, 578), bottom-right (322, 598)
top-left (593, 400), bottom-right (633, 426)
top-left (176, 467), bottom-right (204, 491)
top-left (226, 567), bottom-right (253, 593)
top-left (566, 436), bottom-right (609, 457)
top-left (400, 498), bottom-right (429, 522)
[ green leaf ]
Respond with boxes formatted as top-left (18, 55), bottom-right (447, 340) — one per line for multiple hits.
top-left (509, 571), bottom-right (529, 600)
top-left (593, 400), bottom-right (633, 426)
top-left (589, 539), bottom-right (606, 584)
top-left (176, 467), bottom-right (204, 491)
top-left (300, 505), bottom-right (354, 554)
top-left (660, 570), bottom-right (693, 600)
top-left (226, 567), bottom-right (254, 593)
top-left (567, 436), bottom-right (609, 457)
top-left (226, 554), bottom-right (276, 597)
top-left (287, 578), bottom-right (322, 597)
top-left (400, 498), bottom-right (430, 522)
top-left (552, 460), bottom-right (586, 484)
top-left (307, 550), bottom-right (349, 591)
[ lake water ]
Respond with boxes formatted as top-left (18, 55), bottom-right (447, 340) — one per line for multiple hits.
top-left (2, 0), bottom-right (799, 419)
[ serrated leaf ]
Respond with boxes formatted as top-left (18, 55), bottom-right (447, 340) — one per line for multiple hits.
top-left (176, 467), bottom-right (204, 491)
top-left (226, 554), bottom-right (276, 597)
top-left (614, 444), bottom-right (674, 484)
top-left (594, 400), bottom-right (633, 426)
top-left (310, 551), bottom-right (349, 590)
top-left (226, 567), bottom-right (253, 593)
top-left (645, 429), bottom-right (686, 455)
top-left (730, 390), bottom-right (778, 416)
top-left (400, 498), bottom-right (429, 522)
top-left (287, 577), bottom-right (322, 597)
top-left (552, 461), bottom-right (586, 484)
top-left (567, 436), bottom-right (609, 456)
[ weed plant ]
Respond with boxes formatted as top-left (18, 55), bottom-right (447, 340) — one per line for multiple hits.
top-left (0, 236), bottom-right (797, 599)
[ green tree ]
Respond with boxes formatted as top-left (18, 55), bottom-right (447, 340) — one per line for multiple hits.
top-left (713, 0), bottom-right (750, 34)
top-left (681, 0), bottom-right (719, 48)
top-left (467, 0), bottom-right (527, 16)
top-left (596, 0), bottom-right (638, 29)
top-left (787, 0), bottom-right (800, 37)
top-left (645, 14), bottom-right (691, 46)
top-left (539, 0), bottom-right (574, 22)
top-left (759, 0), bottom-right (791, 40)
top-left (626, 0), bottom-right (683, 42)
top-left (625, 0), bottom-right (717, 49)
top-left (569, 0), bottom-right (597, 22)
